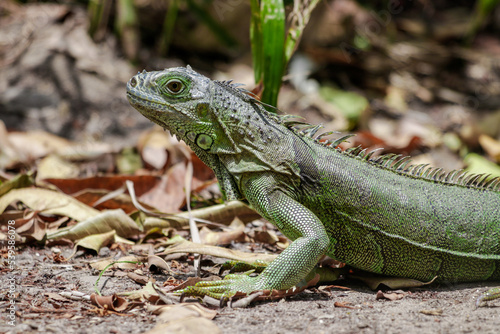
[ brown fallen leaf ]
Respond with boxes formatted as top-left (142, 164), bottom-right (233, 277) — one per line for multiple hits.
top-left (350, 274), bottom-right (436, 290)
top-left (37, 154), bottom-right (79, 180)
top-left (47, 208), bottom-right (142, 241)
top-left (145, 303), bottom-right (220, 334)
top-left (119, 282), bottom-right (160, 303)
top-left (90, 293), bottom-right (129, 312)
top-left (0, 188), bottom-right (100, 221)
top-left (199, 218), bottom-right (247, 246)
top-left (69, 230), bottom-right (116, 257)
top-left (334, 301), bottom-right (357, 309)
top-left (44, 175), bottom-right (159, 197)
top-left (13, 211), bottom-right (49, 241)
top-left (127, 271), bottom-right (150, 285)
top-left (157, 240), bottom-right (277, 264)
top-left (147, 254), bottom-right (172, 273)
top-left (479, 134), bottom-right (500, 163)
top-left (376, 290), bottom-right (407, 301)
top-left (254, 229), bottom-right (280, 245)
top-left (420, 309), bottom-right (443, 316)
top-left (139, 162), bottom-right (187, 213)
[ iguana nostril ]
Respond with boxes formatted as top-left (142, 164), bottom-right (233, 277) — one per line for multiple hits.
top-left (129, 77), bottom-right (138, 87)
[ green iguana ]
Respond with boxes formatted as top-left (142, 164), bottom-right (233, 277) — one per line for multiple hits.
top-left (127, 66), bottom-right (500, 303)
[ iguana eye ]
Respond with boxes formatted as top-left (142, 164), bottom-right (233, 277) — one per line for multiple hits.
top-left (165, 79), bottom-right (184, 94)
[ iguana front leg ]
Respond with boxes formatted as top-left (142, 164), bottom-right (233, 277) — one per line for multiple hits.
top-left (178, 175), bottom-right (331, 299)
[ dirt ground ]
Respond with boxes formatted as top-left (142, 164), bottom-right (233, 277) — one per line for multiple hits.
top-left (2, 245), bottom-right (500, 334)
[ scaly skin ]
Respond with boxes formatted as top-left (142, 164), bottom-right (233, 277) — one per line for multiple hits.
top-left (127, 66), bottom-right (500, 300)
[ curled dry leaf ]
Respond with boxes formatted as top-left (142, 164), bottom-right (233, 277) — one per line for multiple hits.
top-left (119, 282), bottom-right (160, 302)
top-left (142, 200), bottom-right (261, 231)
top-left (127, 271), bottom-right (149, 285)
top-left (7, 130), bottom-right (72, 163)
top-left (45, 175), bottom-right (159, 197)
top-left (139, 162), bottom-right (187, 213)
top-left (0, 188), bottom-right (99, 221)
top-left (350, 274), bottom-right (436, 290)
top-left (199, 218), bottom-right (246, 246)
top-left (158, 240), bottom-right (277, 264)
top-left (419, 309), bottom-right (443, 316)
top-left (115, 255), bottom-right (141, 269)
top-left (12, 210), bottom-right (50, 241)
top-left (253, 229), bottom-right (280, 245)
top-left (71, 230), bottom-right (116, 257)
top-left (47, 209), bottom-right (142, 240)
top-left (90, 293), bottom-right (129, 312)
top-left (155, 303), bottom-right (217, 322)
top-left (144, 303), bottom-right (220, 334)
top-left (376, 290), bottom-right (407, 301)
top-left (147, 254), bottom-right (172, 273)
top-left (89, 255), bottom-right (142, 270)
top-left (478, 134), bottom-right (500, 163)
top-left (36, 154), bottom-right (79, 180)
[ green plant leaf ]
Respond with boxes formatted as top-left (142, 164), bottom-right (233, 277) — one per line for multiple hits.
top-left (250, 0), bottom-right (263, 83)
top-left (260, 0), bottom-right (285, 107)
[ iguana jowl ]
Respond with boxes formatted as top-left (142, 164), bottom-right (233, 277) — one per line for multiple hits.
top-left (127, 66), bottom-right (500, 299)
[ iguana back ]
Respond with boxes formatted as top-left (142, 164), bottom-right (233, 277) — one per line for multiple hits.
top-left (291, 133), bottom-right (500, 283)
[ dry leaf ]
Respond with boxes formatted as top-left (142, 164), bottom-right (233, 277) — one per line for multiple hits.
top-left (376, 290), bottom-right (407, 301)
top-left (420, 309), bottom-right (443, 316)
top-left (72, 230), bottom-right (116, 255)
top-left (144, 303), bottom-right (221, 334)
top-left (90, 293), bottom-right (129, 312)
top-left (254, 230), bottom-right (279, 245)
top-left (0, 188), bottom-right (99, 221)
top-left (148, 254), bottom-right (172, 272)
top-left (350, 274), bottom-right (436, 290)
top-left (158, 240), bottom-right (276, 264)
top-left (479, 134), bottom-right (500, 163)
top-left (47, 209), bottom-right (142, 240)
top-left (199, 220), bottom-right (246, 246)
top-left (37, 154), bottom-right (79, 180)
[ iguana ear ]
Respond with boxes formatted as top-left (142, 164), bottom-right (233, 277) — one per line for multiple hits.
top-left (196, 103), bottom-right (242, 155)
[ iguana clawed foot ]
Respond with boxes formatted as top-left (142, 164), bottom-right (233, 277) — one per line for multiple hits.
top-left (178, 271), bottom-right (261, 301)
top-left (177, 273), bottom-right (320, 307)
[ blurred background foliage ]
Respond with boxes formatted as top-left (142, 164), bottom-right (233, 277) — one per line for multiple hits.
top-left (10, 0), bottom-right (496, 107)
top-left (85, 0), bottom-right (499, 107)
top-left (8, 0), bottom-right (498, 108)
top-left (2, 0), bottom-right (500, 175)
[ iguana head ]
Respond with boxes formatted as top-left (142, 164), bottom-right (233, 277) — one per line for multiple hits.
top-left (126, 66), bottom-right (226, 152)
top-left (127, 66), bottom-right (299, 197)
top-left (127, 66), bottom-right (286, 157)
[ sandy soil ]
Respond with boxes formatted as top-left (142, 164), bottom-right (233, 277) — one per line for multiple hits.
top-left (2, 246), bottom-right (500, 334)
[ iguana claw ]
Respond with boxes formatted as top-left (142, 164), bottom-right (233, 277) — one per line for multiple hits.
top-left (176, 272), bottom-right (260, 300)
